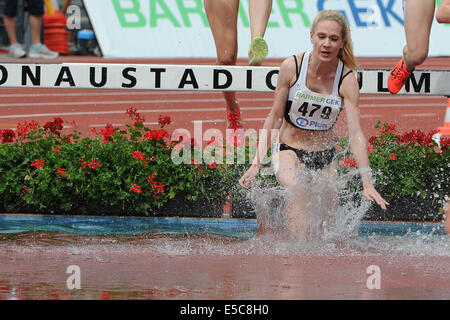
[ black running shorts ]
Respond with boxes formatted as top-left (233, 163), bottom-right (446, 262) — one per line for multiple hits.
top-left (4, 0), bottom-right (44, 17)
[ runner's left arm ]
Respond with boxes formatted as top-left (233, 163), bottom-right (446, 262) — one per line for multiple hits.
top-left (340, 70), bottom-right (389, 210)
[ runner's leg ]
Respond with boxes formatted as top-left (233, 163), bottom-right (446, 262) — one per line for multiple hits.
top-left (403, 0), bottom-right (435, 71)
top-left (204, 0), bottom-right (240, 114)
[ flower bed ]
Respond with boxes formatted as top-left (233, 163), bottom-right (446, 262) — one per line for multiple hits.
top-left (0, 109), bottom-right (244, 217)
top-left (0, 111), bottom-right (448, 221)
top-left (338, 121), bottom-right (449, 221)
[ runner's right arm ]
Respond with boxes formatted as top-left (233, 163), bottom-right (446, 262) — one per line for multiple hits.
top-left (239, 57), bottom-right (294, 187)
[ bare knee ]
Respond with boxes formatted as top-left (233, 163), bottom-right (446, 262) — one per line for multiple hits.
top-left (406, 47), bottom-right (428, 67)
top-left (275, 171), bottom-right (297, 189)
top-left (216, 51), bottom-right (237, 66)
top-left (436, 9), bottom-right (450, 24)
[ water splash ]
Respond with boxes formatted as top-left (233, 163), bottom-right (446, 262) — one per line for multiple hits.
top-left (234, 160), bottom-right (450, 257)
top-left (245, 160), bottom-right (370, 242)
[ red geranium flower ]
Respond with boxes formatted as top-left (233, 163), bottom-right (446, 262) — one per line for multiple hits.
top-left (130, 183), bottom-right (142, 194)
top-left (148, 173), bottom-right (165, 193)
top-left (100, 124), bottom-right (116, 142)
top-left (44, 117), bottom-right (64, 135)
top-left (78, 158), bottom-right (88, 169)
top-left (158, 115), bottom-right (171, 127)
top-left (126, 108), bottom-right (145, 125)
top-left (131, 150), bottom-right (149, 166)
top-left (30, 159), bottom-right (45, 169)
top-left (88, 159), bottom-right (101, 170)
top-left (207, 162), bottom-right (217, 169)
top-left (51, 145), bottom-right (61, 153)
top-left (0, 129), bottom-right (15, 143)
top-left (440, 137), bottom-right (450, 151)
top-left (368, 136), bottom-right (377, 145)
top-left (145, 130), bottom-right (169, 141)
top-left (16, 120), bottom-right (39, 138)
top-left (61, 134), bottom-right (72, 144)
top-left (341, 157), bottom-right (357, 168)
top-left (378, 123), bottom-right (396, 134)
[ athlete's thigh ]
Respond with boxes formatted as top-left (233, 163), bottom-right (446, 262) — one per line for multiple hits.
top-left (273, 150), bottom-right (301, 188)
top-left (404, 0), bottom-right (435, 49)
top-left (204, 0), bottom-right (239, 57)
top-left (317, 159), bottom-right (339, 209)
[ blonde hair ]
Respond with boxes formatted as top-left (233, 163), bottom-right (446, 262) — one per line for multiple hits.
top-left (311, 10), bottom-right (359, 70)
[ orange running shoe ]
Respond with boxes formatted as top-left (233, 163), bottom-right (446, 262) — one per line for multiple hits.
top-left (387, 57), bottom-right (412, 94)
top-left (226, 104), bottom-right (244, 130)
top-left (226, 105), bottom-right (245, 146)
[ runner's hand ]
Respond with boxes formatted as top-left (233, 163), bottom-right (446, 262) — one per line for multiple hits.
top-left (363, 182), bottom-right (389, 210)
top-left (239, 164), bottom-right (260, 188)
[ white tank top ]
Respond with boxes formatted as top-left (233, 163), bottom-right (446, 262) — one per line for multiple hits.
top-left (284, 51), bottom-right (345, 131)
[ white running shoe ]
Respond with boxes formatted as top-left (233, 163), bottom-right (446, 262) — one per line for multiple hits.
top-left (8, 44), bottom-right (27, 58)
top-left (27, 43), bottom-right (59, 59)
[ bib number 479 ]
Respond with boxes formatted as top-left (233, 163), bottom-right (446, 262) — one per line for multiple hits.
top-left (297, 102), bottom-right (332, 119)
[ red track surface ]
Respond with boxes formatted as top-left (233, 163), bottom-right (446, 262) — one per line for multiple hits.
top-left (1, 57), bottom-right (449, 140)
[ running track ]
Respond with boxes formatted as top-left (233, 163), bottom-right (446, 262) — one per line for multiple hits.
top-left (0, 56), bottom-right (449, 140)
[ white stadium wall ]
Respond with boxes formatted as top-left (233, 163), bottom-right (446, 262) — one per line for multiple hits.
top-left (84, 0), bottom-right (449, 59)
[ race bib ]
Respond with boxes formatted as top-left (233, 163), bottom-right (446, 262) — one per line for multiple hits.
top-left (287, 90), bottom-right (342, 131)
